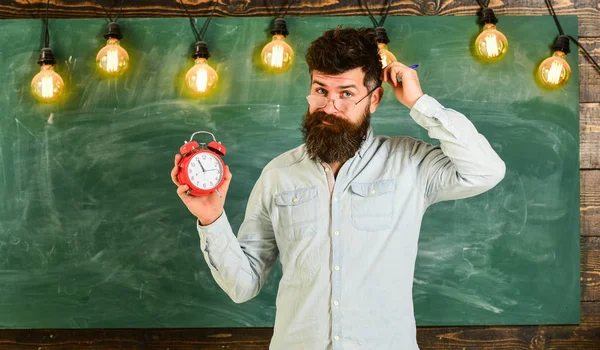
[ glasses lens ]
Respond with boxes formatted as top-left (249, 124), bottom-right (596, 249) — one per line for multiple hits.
top-left (334, 99), bottom-right (353, 112)
top-left (307, 95), bottom-right (327, 108)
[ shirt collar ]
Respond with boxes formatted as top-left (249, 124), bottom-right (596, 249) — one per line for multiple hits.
top-left (357, 127), bottom-right (375, 158)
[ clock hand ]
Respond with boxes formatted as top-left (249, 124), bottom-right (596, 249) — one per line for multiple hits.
top-left (197, 159), bottom-right (206, 172)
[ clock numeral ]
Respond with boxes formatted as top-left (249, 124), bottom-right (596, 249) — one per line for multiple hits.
top-left (191, 163), bottom-right (195, 167)
top-left (203, 183), bottom-right (207, 188)
top-left (209, 181), bottom-right (213, 186)
top-left (202, 155), bottom-right (206, 159)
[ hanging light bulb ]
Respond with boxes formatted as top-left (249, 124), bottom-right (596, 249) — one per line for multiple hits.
top-left (96, 22), bottom-right (129, 76)
top-left (375, 27), bottom-right (397, 68)
top-left (538, 35), bottom-right (572, 88)
top-left (261, 18), bottom-right (294, 72)
top-left (474, 8), bottom-right (508, 62)
top-left (185, 41), bottom-right (218, 95)
top-left (31, 48), bottom-right (65, 103)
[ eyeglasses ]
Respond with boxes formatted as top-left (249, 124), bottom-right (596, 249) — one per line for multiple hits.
top-left (306, 85), bottom-right (380, 113)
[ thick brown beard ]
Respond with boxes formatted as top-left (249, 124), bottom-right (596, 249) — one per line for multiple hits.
top-left (301, 106), bottom-right (371, 164)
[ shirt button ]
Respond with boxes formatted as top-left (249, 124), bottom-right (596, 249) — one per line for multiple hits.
top-left (334, 300), bottom-right (339, 306)
top-left (333, 197), bottom-right (337, 202)
top-left (334, 231), bottom-right (339, 236)
top-left (334, 265), bottom-right (340, 271)
top-left (370, 189), bottom-right (376, 195)
top-left (334, 335), bottom-right (340, 341)
top-left (325, 168), bottom-right (330, 173)
top-left (292, 197), bottom-right (298, 203)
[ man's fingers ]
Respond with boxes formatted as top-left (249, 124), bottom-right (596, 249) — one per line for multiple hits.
top-left (395, 66), bottom-right (417, 85)
top-left (171, 166), bottom-right (181, 186)
top-left (172, 154), bottom-right (183, 186)
top-left (177, 184), bottom-right (191, 201)
top-left (218, 165), bottom-right (233, 196)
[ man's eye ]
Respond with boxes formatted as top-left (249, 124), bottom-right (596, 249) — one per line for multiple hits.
top-left (342, 91), bottom-right (353, 98)
top-left (316, 88), bottom-right (326, 95)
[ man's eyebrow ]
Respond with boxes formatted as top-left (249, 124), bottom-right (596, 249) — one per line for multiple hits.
top-left (311, 80), bottom-right (359, 90)
top-left (338, 84), bottom-right (358, 90)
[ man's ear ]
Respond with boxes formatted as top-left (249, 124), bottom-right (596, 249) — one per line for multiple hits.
top-left (369, 86), bottom-right (383, 113)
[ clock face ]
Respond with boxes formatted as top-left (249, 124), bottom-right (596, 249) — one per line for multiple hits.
top-left (187, 152), bottom-right (224, 190)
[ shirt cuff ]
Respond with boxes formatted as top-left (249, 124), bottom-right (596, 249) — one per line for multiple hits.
top-left (197, 211), bottom-right (229, 242)
top-left (410, 94), bottom-right (444, 119)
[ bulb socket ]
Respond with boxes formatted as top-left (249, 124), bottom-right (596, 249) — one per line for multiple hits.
top-left (551, 35), bottom-right (571, 55)
top-left (479, 7), bottom-right (498, 25)
top-left (104, 22), bottom-right (123, 40)
top-left (192, 41), bottom-right (211, 59)
top-left (37, 47), bottom-right (55, 66)
top-left (270, 18), bottom-right (289, 37)
top-left (375, 26), bottom-right (391, 45)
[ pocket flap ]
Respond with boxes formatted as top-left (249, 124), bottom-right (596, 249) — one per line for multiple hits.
top-left (350, 179), bottom-right (395, 197)
top-left (275, 186), bottom-right (318, 206)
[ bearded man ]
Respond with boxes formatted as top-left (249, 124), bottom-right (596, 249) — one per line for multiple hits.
top-left (171, 27), bottom-right (506, 350)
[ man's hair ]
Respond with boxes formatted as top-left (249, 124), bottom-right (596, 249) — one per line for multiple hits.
top-left (305, 27), bottom-right (382, 90)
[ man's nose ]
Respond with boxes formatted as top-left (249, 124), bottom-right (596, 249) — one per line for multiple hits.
top-left (323, 98), bottom-right (339, 115)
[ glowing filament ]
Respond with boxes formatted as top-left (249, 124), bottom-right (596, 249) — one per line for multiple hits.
top-left (269, 44), bottom-right (285, 68)
top-left (195, 67), bottom-right (209, 92)
top-left (106, 48), bottom-right (119, 72)
top-left (41, 75), bottom-right (54, 98)
top-left (484, 34), bottom-right (500, 57)
top-left (546, 61), bottom-right (564, 85)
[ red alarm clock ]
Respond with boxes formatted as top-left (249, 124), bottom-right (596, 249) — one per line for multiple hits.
top-left (177, 131), bottom-right (227, 197)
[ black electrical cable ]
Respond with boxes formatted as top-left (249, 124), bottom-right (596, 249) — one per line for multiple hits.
top-left (360, 0), bottom-right (395, 28)
top-left (198, 1), bottom-right (219, 40)
top-left (177, 0), bottom-right (201, 42)
top-left (544, 0), bottom-right (599, 73)
top-left (100, 0), bottom-right (125, 23)
top-left (113, 0), bottom-right (125, 22)
top-left (475, 0), bottom-right (491, 9)
top-left (268, 0), bottom-right (296, 19)
top-left (360, 0), bottom-right (381, 27)
top-left (544, 0), bottom-right (564, 35)
top-left (568, 35), bottom-right (600, 72)
top-left (178, 0), bottom-right (218, 42)
top-left (44, 0), bottom-right (50, 47)
top-left (378, 0), bottom-right (393, 27)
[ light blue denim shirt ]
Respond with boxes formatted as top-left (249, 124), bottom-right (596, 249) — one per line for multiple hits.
top-left (197, 94), bottom-right (506, 349)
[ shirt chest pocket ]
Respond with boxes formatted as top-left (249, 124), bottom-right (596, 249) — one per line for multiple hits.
top-left (274, 186), bottom-right (318, 241)
top-left (349, 179), bottom-right (396, 232)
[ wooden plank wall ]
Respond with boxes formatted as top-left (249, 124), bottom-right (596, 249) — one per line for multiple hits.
top-left (1, 1), bottom-right (599, 348)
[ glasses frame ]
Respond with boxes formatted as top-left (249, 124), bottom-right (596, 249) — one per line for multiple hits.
top-left (306, 85), bottom-right (381, 112)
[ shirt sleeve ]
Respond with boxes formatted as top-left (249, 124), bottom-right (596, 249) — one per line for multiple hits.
top-left (408, 94), bottom-right (506, 206)
top-left (197, 174), bottom-right (278, 304)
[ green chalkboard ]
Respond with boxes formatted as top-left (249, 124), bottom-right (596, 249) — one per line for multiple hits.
top-left (0, 16), bottom-right (579, 328)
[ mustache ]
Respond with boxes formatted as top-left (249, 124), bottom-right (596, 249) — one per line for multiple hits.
top-left (308, 111), bottom-right (350, 127)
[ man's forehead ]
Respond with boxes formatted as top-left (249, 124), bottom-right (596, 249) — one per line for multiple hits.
top-left (311, 68), bottom-right (365, 88)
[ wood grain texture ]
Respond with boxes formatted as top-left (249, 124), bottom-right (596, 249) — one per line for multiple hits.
top-left (582, 236), bottom-right (600, 301)
top-left (582, 170), bottom-right (600, 238)
top-left (0, 303), bottom-right (598, 350)
top-left (1, 0), bottom-right (599, 37)
top-left (581, 103), bottom-right (600, 169)
top-left (579, 38), bottom-right (600, 103)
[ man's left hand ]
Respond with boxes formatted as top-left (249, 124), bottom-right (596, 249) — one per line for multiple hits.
top-left (381, 61), bottom-right (424, 110)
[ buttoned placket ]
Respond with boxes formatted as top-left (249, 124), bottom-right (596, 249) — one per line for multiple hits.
top-left (321, 161), bottom-right (343, 347)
